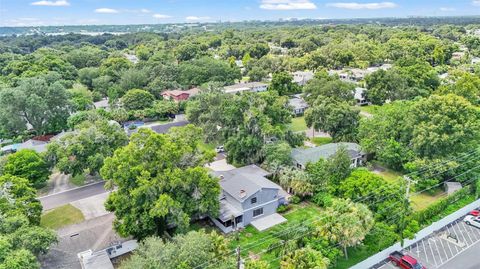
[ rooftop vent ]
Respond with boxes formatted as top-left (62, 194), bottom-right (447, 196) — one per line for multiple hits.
top-left (239, 189), bottom-right (247, 198)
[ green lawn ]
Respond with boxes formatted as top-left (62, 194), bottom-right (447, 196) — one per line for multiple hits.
top-left (335, 245), bottom-right (376, 269)
top-left (311, 137), bottom-right (333, 146)
top-left (359, 105), bottom-right (379, 115)
top-left (40, 204), bottom-right (85, 230)
top-left (198, 141), bottom-right (215, 152)
top-left (370, 162), bottom-right (404, 183)
top-left (230, 203), bottom-right (322, 260)
top-left (289, 116), bottom-right (308, 132)
top-left (410, 188), bottom-right (445, 211)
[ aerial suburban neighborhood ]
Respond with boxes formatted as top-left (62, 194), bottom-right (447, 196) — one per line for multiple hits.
top-left (1, 1), bottom-right (480, 269)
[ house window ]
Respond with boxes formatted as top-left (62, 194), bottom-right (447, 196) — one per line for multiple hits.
top-left (251, 197), bottom-right (257, 204)
top-left (253, 208), bottom-right (264, 217)
top-left (235, 215), bottom-right (243, 224)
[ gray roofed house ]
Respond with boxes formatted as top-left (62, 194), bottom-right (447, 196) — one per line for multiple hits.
top-left (224, 82), bottom-right (268, 94)
top-left (292, 71), bottom-right (314, 86)
top-left (126, 120), bottom-right (189, 136)
top-left (289, 94), bottom-right (309, 116)
top-left (210, 165), bottom-right (288, 233)
top-left (291, 142), bottom-right (365, 169)
top-left (354, 87), bottom-right (369, 106)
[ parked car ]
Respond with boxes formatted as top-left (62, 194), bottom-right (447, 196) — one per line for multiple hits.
top-left (215, 146), bottom-right (225, 153)
top-left (389, 251), bottom-right (426, 269)
top-left (464, 215), bottom-right (480, 228)
top-left (468, 210), bottom-right (480, 217)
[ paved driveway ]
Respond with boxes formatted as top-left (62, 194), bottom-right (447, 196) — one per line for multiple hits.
top-left (71, 192), bottom-right (110, 220)
top-left (205, 159), bottom-right (236, 172)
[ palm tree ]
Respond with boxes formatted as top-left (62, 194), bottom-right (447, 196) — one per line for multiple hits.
top-left (315, 198), bottom-right (374, 259)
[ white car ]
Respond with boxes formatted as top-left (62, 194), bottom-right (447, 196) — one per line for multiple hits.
top-left (464, 215), bottom-right (480, 228)
top-left (215, 146), bottom-right (224, 153)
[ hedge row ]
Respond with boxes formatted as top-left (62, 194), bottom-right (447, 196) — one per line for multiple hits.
top-left (413, 185), bottom-right (473, 226)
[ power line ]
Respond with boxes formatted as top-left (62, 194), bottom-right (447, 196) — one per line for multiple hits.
top-left (193, 152), bottom-right (480, 269)
top-left (199, 162), bottom-right (480, 269)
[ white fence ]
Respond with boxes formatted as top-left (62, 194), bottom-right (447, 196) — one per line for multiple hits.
top-left (350, 198), bottom-right (480, 269)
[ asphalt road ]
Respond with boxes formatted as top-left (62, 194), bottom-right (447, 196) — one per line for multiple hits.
top-left (440, 240), bottom-right (480, 269)
top-left (39, 181), bottom-right (107, 211)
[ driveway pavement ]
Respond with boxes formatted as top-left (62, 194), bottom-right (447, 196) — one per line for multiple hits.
top-left (39, 181), bottom-right (107, 211)
top-left (71, 192), bottom-right (110, 220)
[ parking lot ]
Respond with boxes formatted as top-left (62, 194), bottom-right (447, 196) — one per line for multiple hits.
top-left (377, 214), bottom-right (480, 269)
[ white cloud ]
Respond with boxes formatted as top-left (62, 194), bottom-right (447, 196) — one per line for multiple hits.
top-left (439, 7), bottom-right (455, 12)
top-left (31, 0), bottom-right (70, 6)
top-left (326, 2), bottom-right (397, 9)
top-left (260, 0), bottom-right (317, 10)
top-left (473, 0), bottom-right (480, 6)
top-left (153, 14), bottom-right (172, 19)
top-left (94, 8), bottom-right (119, 14)
top-left (140, 9), bottom-right (151, 13)
top-left (185, 16), bottom-right (211, 21)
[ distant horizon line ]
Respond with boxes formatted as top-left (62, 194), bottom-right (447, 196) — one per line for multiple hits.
top-left (1, 14), bottom-right (480, 28)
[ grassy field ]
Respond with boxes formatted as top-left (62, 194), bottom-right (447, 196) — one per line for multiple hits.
top-left (359, 105), bottom-right (380, 115)
top-left (370, 162), bottom-right (404, 183)
top-left (289, 116), bottom-right (308, 132)
top-left (311, 137), bottom-right (333, 146)
top-left (410, 188), bottom-right (445, 211)
top-left (40, 204), bottom-right (85, 230)
top-left (335, 245), bottom-right (375, 269)
top-left (198, 141), bottom-right (215, 152)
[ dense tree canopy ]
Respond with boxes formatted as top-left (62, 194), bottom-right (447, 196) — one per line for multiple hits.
top-left (101, 127), bottom-right (220, 238)
top-left (0, 75), bottom-right (71, 137)
top-left (0, 174), bottom-right (56, 269)
top-left (187, 89), bottom-right (302, 166)
top-left (120, 230), bottom-right (234, 269)
top-left (47, 119), bottom-right (128, 176)
top-left (305, 98), bottom-right (360, 142)
top-left (3, 149), bottom-right (50, 188)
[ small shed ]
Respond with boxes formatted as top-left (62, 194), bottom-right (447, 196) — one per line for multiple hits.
top-left (444, 182), bottom-right (462, 195)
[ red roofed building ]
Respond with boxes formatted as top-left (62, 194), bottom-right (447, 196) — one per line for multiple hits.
top-left (161, 88), bottom-right (200, 102)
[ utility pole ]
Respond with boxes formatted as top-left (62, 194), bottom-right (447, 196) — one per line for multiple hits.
top-left (236, 246), bottom-right (241, 269)
top-left (404, 175), bottom-right (412, 198)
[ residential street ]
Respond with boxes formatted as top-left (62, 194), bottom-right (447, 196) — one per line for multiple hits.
top-left (39, 181), bottom-right (108, 211)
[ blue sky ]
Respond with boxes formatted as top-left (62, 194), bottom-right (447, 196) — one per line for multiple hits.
top-left (1, 0), bottom-right (479, 26)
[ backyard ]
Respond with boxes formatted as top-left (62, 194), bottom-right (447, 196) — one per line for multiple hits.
top-left (289, 116), bottom-right (308, 132)
top-left (229, 203), bottom-right (322, 267)
top-left (359, 105), bottom-right (380, 116)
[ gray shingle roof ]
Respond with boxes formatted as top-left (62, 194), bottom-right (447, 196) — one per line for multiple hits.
top-left (291, 143), bottom-right (363, 167)
top-left (288, 97), bottom-right (309, 110)
top-left (212, 165), bottom-right (283, 202)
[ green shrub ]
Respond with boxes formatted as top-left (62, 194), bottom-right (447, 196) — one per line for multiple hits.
top-left (413, 186), bottom-right (472, 226)
top-left (277, 204), bottom-right (290, 213)
top-left (289, 195), bottom-right (301, 204)
top-left (363, 222), bottom-right (400, 252)
top-left (311, 192), bottom-right (333, 208)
